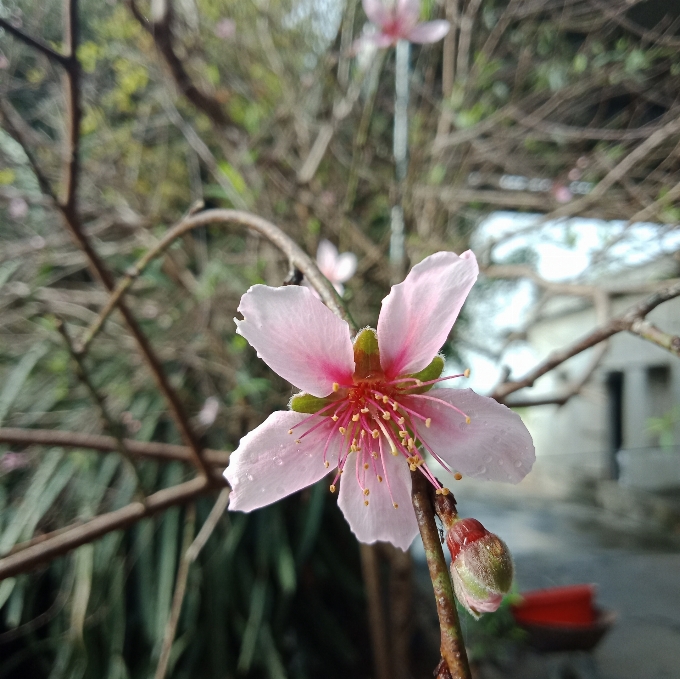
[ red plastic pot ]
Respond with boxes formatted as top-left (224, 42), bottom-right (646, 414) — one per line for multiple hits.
top-left (511, 584), bottom-right (596, 627)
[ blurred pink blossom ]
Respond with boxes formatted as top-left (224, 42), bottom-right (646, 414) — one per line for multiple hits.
top-left (552, 184), bottom-right (572, 203)
top-left (9, 197), bottom-right (28, 219)
top-left (360, 0), bottom-right (450, 48)
top-left (214, 19), bottom-right (236, 39)
top-left (198, 396), bottom-right (220, 426)
top-left (0, 452), bottom-right (30, 472)
top-left (316, 239), bottom-right (357, 295)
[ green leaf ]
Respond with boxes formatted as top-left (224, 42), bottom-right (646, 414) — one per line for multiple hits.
top-left (290, 392), bottom-right (334, 414)
top-left (353, 328), bottom-right (382, 380)
top-left (0, 341), bottom-right (49, 427)
top-left (405, 356), bottom-right (445, 394)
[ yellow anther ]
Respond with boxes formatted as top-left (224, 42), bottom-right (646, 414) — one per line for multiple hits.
top-left (372, 429), bottom-right (380, 439)
top-left (391, 402), bottom-right (398, 410)
top-left (391, 449), bottom-right (399, 456)
top-left (382, 395), bottom-right (389, 403)
top-left (288, 429), bottom-right (293, 435)
top-left (409, 464), bottom-right (417, 471)
top-left (399, 430), bottom-right (408, 438)
top-left (407, 438), bottom-right (414, 448)
top-left (371, 452), bottom-right (378, 459)
top-left (332, 382), bottom-right (339, 392)
top-left (441, 487), bottom-right (450, 495)
top-left (361, 407), bottom-right (369, 414)
top-left (360, 430), bottom-right (366, 438)
top-left (397, 417), bottom-right (405, 426)
top-left (425, 418), bottom-right (432, 428)
top-left (350, 444), bottom-right (357, 453)
top-left (295, 439), bottom-right (301, 444)
top-left (339, 469), bottom-right (344, 474)
top-left (332, 414), bottom-right (339, 422)
top-left (393, 503), bottom-right (399, 509)
top-left (465, 416), bottom-right (471, 425)
top-left (324, 461), bottom-right (330, 468)
top-left (435, 488), bottom-right (442, 495)
top-left (339, 426), bottom-right (346, 434)
top-left (363, 463), bottom-right (369, 470)
top-left (363, 488), bottom-right (370, 496)
top-left (352, 413), bottom-right (360, 422)
top-left (464, 368), bottom-right (471, 378)
top-left (382, 412), bottom-right (391, 420)
top-left (364, 500), bottom-right (369, 506)
top-left (352, 438), bottom-right (358, 446)
top-left (377, 475), bottom-right (383, 482)
top-left (415, 379), bottom-right (422, 386)
top-left (454, 472), bottom-right (463, 481)
top-left (329, 484), bottom-right (336, 493)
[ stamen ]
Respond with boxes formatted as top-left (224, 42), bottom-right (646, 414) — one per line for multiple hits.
top-left (324, 461), bottom-right (330, 468)
top-left (382, 412), bottom-right (391, 420)
top-left (288, 429), bottom-right (293, 435)
top-left (361, 407), bottom-right (369, 414)
top-left (295, 439), bottom-right (301, 444)
top-left (363, 488), bottom-right (370, 496)
top-left (466, 416), bottom-right (471, 424)
top-left (339, 426), bottom-right (346, 434)
top-left (372, 429), bottom-right (379, 438)
top-left (408, 393), bottom-right (470, 420)
top-left (464, 368), bottom-right (470, 378)
top-left (352, 413), bottom-right (360, 422)
top-left (425, 418), bottom-right (431, 428)
top-left (377, 475), bottom-right (383, 482)
top-left (364, 500), bottom-right (369, 506)
top-left (332, 382), bottom-right (339, 392)
top-left (382, 395), bottom-right (389, 403)
top-left (330, 484), bottom-right (336, 493)
top-left (363, 463), bottom-right (369, 470)
top-left (332, 415), bottom-right (339, 422)
top-left (454, 472), bottom-right (463, 480)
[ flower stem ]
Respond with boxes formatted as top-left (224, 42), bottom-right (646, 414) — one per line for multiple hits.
top-left (410, 471), bottom-right (471, 679)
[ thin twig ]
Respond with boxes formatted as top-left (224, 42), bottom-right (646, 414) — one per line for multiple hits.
top-left (155, 488), bottom-right (230, 679)
top-left (78, 209), bottom-right (354, 352)
top-left (0, 428), bottom-right (229, 467)
top-left (0, 477), bottom-right (213, 580)
top-left (493, 281), bottom-right (680, 401)
top-left (0, 18), bottom-right (69, 65)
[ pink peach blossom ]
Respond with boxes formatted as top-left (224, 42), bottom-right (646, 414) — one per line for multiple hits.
top-left (225, 251), bottom-right (535, 550)
top-left (360, 0), bottom-right (450, 48)
top-left (316, 239), bottom-right (357, 295)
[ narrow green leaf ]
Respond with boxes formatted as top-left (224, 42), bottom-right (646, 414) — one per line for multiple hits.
top-left (0, 341), bottom-right (49, 426)
top-left (405, 355), bottom-right (445, 393)
top-left (237, 579), bottom-right (267, 672)
top-left (290, 392), bottom-right (334, 414)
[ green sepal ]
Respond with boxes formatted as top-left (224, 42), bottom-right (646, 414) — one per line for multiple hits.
top-left (353, 328), bottom-right (383, 381)
top-left (290, 393), bottom-right (334, 414)
top-left (405, 355), bottom-right (445, 393)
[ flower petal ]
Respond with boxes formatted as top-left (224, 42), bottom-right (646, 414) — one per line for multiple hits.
top-left (316, 239), bottom-right (339, 279)
top-left (397, 0), bottom-right (421, 27)
top-left (362, 0), bottom-right (389, 26)
top-left (337, 448), bottom-right (418, 550)
top-left (402, 389), bottom-right (535, 483)
top-left (333, 252), bottom-right (358, 283)
top-left (225, 411), bottom-right (339, 512)
top-left (377, 251), bottom-right (478, 378)
top-left (407, 20), bottom-right (450, 44)
top-left (236, 285), bottom-right (355, 397)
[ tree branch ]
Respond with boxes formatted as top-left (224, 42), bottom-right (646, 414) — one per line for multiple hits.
top-left (0, 17), bottom-right (69, 65)
top-left (0, 427), bottom-right (230, 467)
top-left (0, 476), bottom-right (213, 580)
top-left (410, 471), bottom-right (470, 679)
top-left (78, 208), bottom-right (353, 352)
top-left (493, 281), bottom-right (680, 401)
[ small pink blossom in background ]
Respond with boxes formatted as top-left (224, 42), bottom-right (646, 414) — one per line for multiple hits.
top-left (568, 168), bottom-right (582, 181)
top-left (552, 183), bottom-right (572, 203)
top-left (224, 251), bottom-right (535, 550)
top-left (360, 0), bottom-right (450, 48)
top-left (214, 18), bottom-right (236, 39)
top-left (316, 239), bottom-right (357, 295)
top-left (0, 452), bottom-right (30, 473)
top-left (198, 396), bottom-right (220, 427)
top-left (9, 197), bottom-right (28, 219)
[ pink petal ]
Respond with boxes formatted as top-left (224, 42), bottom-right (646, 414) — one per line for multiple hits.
top-left (362, 0), bottom-right (389, 26)
top-left (333, 252), bottom-right (358, 284)
top-left (225, 411), bottom-right (339, 512)
top-left (236, 285), bottom-right (355, 397)
top-left (402, 389), bottom-right (535, 483)
top-left (337, 449), bottom-right (418, 550)
top-left (396, 0), bottom-right (421, 30)
top-left (407, 20), bottom-right (450, 44)
top-left (316, 239), bottom-right (339, 279)
top-left (377, 251), bottom-right (479, 378)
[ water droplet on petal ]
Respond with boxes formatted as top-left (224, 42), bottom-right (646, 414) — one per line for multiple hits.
top-left (514, 460), bottom-right (522, 468)
top-left (246, 473), bottom-right (254, 481)
top-left (498, 459), bottom-right (504, 466)
top-left (478, 466), bottom-right (487, 475)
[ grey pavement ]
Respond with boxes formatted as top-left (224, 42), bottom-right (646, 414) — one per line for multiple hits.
top-left (413, 492), bottom-right (680, 679)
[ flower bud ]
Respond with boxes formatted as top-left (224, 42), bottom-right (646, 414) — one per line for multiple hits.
top-left (446, 518), bottom-right (513, 619)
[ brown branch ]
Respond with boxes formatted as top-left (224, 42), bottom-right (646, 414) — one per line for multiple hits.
top-left (493, 281), bottom-right (680, 401)
top-left (0, 476), bottom-right (213, 580)
top-left (78, 208), bottom-right (354, 352)
top-left (411, 471), bottom-right (470, 679)
top-left (127, 0), bottom-right (230, 128)
top-left (0, 428), bottom-right (230, 467)
top-left (0, 17), bottom-right (69, 65)
top-left (628, 319), bottom-right (680, 357)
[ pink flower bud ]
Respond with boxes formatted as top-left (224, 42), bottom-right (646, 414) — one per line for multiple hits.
top-left (446, 518), bottom-right (513, 619)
